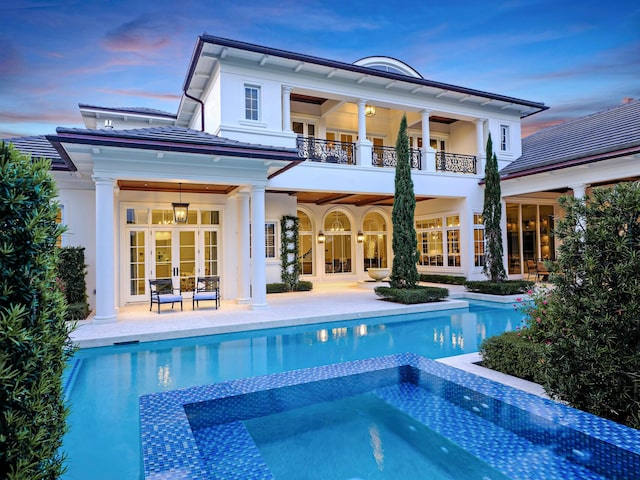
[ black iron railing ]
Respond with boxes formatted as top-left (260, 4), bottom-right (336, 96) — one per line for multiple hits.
top-left (371, 146), bottom-right (421, 169)
top-left (296, 137), bottom-right (356, 165)
top-left (435, 152), bottom-right (477, 174)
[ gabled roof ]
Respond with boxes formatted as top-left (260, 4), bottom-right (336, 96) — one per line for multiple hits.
top-left (501, 99), bottom-right (640, 180)
top-left (2, 135), bottom-right (75, 171)
top-left (78, 104), bottom-right (177, 119)
top-left (46, 126), bottom-right (301, 173)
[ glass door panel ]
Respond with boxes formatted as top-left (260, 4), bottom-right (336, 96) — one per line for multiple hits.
top-left (154, 231), bottom-right (173, 280)
top-left (128, 230), bottom-right (146, 300)
top-left (179, 231), bottom-right (196, 294)
top-left (203, 230), bottom-right (219, 276)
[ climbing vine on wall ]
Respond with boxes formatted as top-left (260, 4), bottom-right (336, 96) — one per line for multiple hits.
top-left (280, 215), bottom-right (300, 291)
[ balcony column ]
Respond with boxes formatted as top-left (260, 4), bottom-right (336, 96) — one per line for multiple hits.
top-left (475, 118), bottom-right (487, 174)
top-left (421, 109), bottom-right (435, 172)
top-left (250, 184), bottom-right (269, 310)
top-left (282, 86), bottom-right (292, 132)
top-left (92, 176), bottom-right (117, 324)
top-left (236, 190), bottom-right (251, 304)
top-left (356, 99), bottom-right (372, 166)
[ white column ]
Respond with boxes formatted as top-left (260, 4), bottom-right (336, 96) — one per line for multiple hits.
top-left (570, 183), bottom-right (587, 200)
top-left (236, 191), bottom-right (251, 304)
top-left (356, 99), bottom-right (372, 166)
top-left (250, 184), bottom-right (268, 310)
top-left (421, 109), bottom-right (435, 172)
top-left (92, 176), bottom-right (117, 323)
top-left (282, 86), bottom-right (292, 132)
top-left (475, 118), bottom-right (487, 174)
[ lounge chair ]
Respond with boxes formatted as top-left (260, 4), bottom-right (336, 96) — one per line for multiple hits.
top-left (193, 276), bottom-right (220, 309)
top-left (149, 279), bottom-right (183, 313)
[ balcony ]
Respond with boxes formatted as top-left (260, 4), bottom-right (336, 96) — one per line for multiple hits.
top-left (296, 136), bottom-right (477, 175)
top-left (372, 146), bottom-right (421, 169)
top-left (296, 137), bottom-right (355, 165)
top-left (435, 152), bottom-right (477, 174)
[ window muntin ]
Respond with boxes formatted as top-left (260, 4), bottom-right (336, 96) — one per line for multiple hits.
top-left (297, 210), bottom-right (313, 275)
top-left (417, 213), bottom-right (461, 268)
top-left (363, 212), bottom-right (388, 269)
top-left (500, 125), bottom-right (510, 151)
top-left (323, 211), bottom-right (352, 273)
top-left (245, 85), bottom-right (260, 121)
top-left (473, 214), bottom-right (485, 267)
top-left (265, 222), bottom-right (276, 259)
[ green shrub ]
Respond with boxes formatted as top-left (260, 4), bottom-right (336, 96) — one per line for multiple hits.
top-left (58, 246), bottom-right (89, 320)
top-left (463, 280), bottom-right (534, 295)
top-left (374, 285), bottom-right (448, 304)
top-left (267, 281), bottom-right (313, 294)
top-left (480, 331), bottom-right (545, 383)
top-left (0, 141), bottom-right (75, 478)
top-left (537, 183), bottom-right (640, 428)
top-left (419, 274), bottom-right (466, 285)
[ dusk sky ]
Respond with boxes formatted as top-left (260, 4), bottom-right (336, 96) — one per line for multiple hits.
top-left (1, 0), bottom-right (639, 139)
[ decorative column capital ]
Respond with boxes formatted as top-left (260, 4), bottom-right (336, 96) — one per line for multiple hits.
top-left (282, 85), bottom-right (293, 94)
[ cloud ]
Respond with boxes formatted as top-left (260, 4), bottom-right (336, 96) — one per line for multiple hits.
top-left (102, 15), bottom-right (176, 55)
top-left (98, 88), bottom-right (180, 101)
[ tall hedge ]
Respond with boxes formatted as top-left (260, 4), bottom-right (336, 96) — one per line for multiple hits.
top-left (0, 141), bottom-right (75, 478)
top-left (541, 183), bottom-right (640, 428)
top-left (58, 247), bottom-right (89, 320)
top-left (482, 133), bottom-right (507, 282)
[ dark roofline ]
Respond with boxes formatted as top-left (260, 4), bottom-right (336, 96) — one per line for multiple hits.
top-left (501, 145), bottom-right (640, 181)
top-left (184, 34), bottom-right (548, 118)
top-left (3, 135), bottom-right (76, 171)
top-left (78, 103), bottom-right (177, 119)
top-left (46, 127), bottom-right (302, 163)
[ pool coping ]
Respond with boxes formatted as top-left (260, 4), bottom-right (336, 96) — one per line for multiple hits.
top-left (139, 352), bottom-right (640, 480)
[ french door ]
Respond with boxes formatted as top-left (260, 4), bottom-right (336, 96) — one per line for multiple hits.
top-left (124, 227), bottom-right (219, 303)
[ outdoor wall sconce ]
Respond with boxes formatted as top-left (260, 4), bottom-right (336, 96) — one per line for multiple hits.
top-left (317, 231), bottom-right (326, 243)
top-left (172, 183), bottom-right (189, 224)
top-left (357, 231), bottom-right (364, 243)
top-left (365, 105), bottom-right (376, 117)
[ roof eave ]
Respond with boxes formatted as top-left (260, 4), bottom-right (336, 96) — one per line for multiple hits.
top-left (500, 146), bottom-right (640, 181)
top-left (183, 34), bottom-right (547, 118)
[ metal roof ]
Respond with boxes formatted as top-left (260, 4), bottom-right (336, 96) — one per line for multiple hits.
top-left (501, 99), bottom-right (640, 179)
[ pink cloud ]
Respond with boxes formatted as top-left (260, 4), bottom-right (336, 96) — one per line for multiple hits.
top-left (102, 16), bottom-right (174, 55)
top-left (98, 88), bottom-right (180, 101)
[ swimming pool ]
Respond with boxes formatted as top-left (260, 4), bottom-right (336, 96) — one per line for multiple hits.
top-left (141, 354), bottom-right (640, 479)
top-left (63, 301), bottom-right (520, 479)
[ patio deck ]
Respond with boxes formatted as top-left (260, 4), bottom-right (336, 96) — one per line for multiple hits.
top-left (71, 281), bottom-right (469, 348)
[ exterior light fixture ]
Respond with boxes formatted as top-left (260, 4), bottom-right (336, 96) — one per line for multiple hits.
top-left (172, 183), bottom-right (189, 224)
top-left (317, 231), bottom-right (326, 243)
top-left (365, 105), bottom-right (376, 117)
top-left (357, 231), bottom-right (364, 243)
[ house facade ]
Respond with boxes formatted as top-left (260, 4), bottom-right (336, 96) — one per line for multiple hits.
top-left (6, 34), bottom-right (639, 324)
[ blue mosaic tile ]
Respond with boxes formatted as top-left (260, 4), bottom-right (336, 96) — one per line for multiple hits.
top-left (140, 353), bottom-right (640, 480)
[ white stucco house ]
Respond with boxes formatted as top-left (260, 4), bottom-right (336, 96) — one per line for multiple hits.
top-left (5, 34), bottom-right (640, 324)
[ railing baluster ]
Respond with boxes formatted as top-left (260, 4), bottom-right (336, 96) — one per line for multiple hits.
top-left (296, 136), bottom-right (355, 164)
top-left (371, 146), bottom-right (421, 169)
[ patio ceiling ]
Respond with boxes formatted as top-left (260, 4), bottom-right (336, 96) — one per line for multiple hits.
top-left (282, 190), bottom-right (433, 206)
top-left (117, 181), bottom-right (432, 206)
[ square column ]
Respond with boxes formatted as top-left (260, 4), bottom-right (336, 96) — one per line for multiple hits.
top-left (236, 191), bottom-right (251, 304)
top-left (250, 184), bottom-right (268, 310)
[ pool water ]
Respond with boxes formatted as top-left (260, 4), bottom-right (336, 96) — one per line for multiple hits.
top-left (63, 301), bottom-right (520, 479)
top-left (241, 392), bottom-right (510, 480)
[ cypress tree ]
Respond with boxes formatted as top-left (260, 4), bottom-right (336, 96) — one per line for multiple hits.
top-left (0, 141), bottom-right (74, 478)
top-left (390, 115), bottom-right (419, 288)
top-left (482, 133), bottom-right (507, 282)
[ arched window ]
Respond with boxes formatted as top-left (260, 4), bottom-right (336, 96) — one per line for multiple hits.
top-left (323, 211), bottom-right (352, 273)
top-left (297, 210), bottom-right (314, 275)
top-left (363, 211), bottom-right (388, 269)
